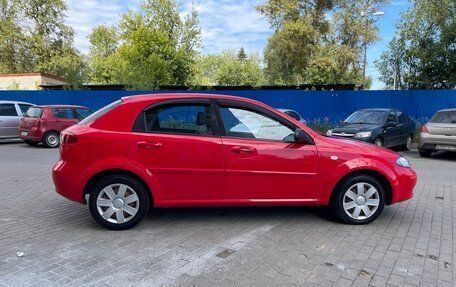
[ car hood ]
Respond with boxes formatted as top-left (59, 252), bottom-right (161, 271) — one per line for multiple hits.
top-left (332, 123), bottom-right (380, 134)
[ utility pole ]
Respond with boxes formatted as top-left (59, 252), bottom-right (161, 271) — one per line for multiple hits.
top-left (361, 10), bottom-right (384, 84)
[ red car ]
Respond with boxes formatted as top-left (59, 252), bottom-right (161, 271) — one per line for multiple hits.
top-left (19, 105), bottom-right (92, 148)
top-left (52, 94), bottom-right (417, 230)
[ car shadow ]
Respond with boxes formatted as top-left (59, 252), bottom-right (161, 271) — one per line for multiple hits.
top-left (401, 149), bottom-right (456, 161)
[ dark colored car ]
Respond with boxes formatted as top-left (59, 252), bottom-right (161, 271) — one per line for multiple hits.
top-left (327, 109), bottom-right (415, 150)
top-left (19, 105), bottom-right (93, 148)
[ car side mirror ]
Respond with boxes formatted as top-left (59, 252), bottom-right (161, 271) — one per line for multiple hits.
top-left (386, 121), bottom-right (396, 128)
top-left (294, 129), bottom-right (314, 144)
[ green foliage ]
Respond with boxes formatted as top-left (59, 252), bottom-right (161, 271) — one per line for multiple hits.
top-left (377, 0), bottom-right (456, 89)
top-left (0, 0), bottom-right (84, 88)
top-left (87, 0), bottom-right (201, 90)
top-left (258, 0), bottom-right (388, 87)
top-left (192, 50), bottom-right (265, 86)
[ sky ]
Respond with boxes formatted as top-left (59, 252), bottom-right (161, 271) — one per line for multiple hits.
top-left (66, 0), bottom-right (411, 90)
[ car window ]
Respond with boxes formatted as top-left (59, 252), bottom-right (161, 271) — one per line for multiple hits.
top-left (220, 106), bottom-right (294, 141)
top-left (430, 111), bottom-right (456, 124)
top-left (53, 108), bottom-right (75, 119)
top-left (18, 104), bottom-right (33, 115)
top-left (143, 104), bottom-right (213, 135)
top-left (24, 107), bottom-right (43, 118)
top-left (397, 112), bottom-right (408, 124)
top-left (344, 110), bottom-right (387, 125)
top-left (285, 111), bottom-right (300, 121)
top-left (387, 112), bottom-right (397, 124)
top-left (74, 108), bottom-right (92, 120)
top-left (79, 100), bottom-right (121, 125)
top-left (0, 104), bottom-right (18, 116)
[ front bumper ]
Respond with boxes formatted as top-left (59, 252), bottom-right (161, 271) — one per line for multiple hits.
top-left (391, 167), bottom-right (417, 204)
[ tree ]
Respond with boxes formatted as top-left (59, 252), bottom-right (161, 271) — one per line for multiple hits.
top-left (0, 0), bottom-right (84, 87)
top-left (377, 0), bottom-right (456, 89)
top-left (237, 47), bottom-right (247, 61)
top-left (192, 50), bottom-right (265, 86)
top-left (257, 0), bottom-right (387, 87)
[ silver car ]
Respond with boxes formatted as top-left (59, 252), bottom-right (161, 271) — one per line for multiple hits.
top-left (0, 101), bottom-right (35, 139)
top-left (277, 109), bottom-right (307, 125)
top-left (418, 108), bottom-right (456, 157)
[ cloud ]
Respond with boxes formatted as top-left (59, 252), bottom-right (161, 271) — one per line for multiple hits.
top-left (66, 0), bottom-right (271, 55)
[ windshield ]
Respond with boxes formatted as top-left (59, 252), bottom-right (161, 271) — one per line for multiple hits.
top-left (24, 107), bottom-right (43, 118)
top-left (344, 110), bottom-right (387, 125)
top-left (78, 100), bottom-right (121, 125)
top-left (430, 111), bottom-right (456, 124)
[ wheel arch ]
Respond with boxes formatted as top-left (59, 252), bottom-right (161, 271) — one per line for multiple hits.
top-left (83, 169), bottom-right (153, 206)
top-left (329, 169), bottom-right (393, 206)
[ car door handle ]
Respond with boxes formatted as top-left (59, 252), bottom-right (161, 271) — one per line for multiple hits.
top-left (231, 146), bottom-right (255, 154)
top-left (137, 141), bottom-right (162, 149)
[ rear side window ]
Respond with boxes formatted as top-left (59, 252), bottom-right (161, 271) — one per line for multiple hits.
top-left (430, 111), bottom-right (456, 124)
top-left (79, 100), bottom-right (121, 125)
top-left (397, 112), bottom-right (408, 124)
top-left (74, 108), bottom-right (92, 120)
top-left (0, 104), bottom-right (18, 116)
top-left (18, 104), bottom-right (33, 115)
top-left (141, 104), bottom-right (214, 135)
top-left (24, 107), bottom-right (43, 118)
top-left (53, 108), bottom-right (75, 119)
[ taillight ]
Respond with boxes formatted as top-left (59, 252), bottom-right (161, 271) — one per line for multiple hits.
top-left (60, 131), bottom-right (78, 145)
top-left (420, 125), bottom-right (429, 133)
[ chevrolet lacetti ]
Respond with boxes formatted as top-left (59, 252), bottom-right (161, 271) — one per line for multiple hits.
top-left (52, 94), bottom-right (417, 230)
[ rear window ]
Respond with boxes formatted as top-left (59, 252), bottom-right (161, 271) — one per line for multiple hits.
top-left (78, 100), bottom-right (121, 125)
top-left (430, 111), bottom-right (456, 124)
top-left (24, 107), bottom-right (43, 118)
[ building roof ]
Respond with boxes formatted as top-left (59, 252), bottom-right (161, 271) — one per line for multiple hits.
top-left (0, 72), bottom-right (65, 82)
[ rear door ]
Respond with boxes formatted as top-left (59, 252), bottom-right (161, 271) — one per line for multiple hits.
top-left (0, 103), bottom-right (20, 138)
top-left (128, 99), bottom-right (224, 201)
top-left (396, 111), bottom-right (411, 145)
top-left (51, 108), bottom-right (79, 131)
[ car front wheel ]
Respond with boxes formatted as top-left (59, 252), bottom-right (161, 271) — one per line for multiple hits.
top-left (89, 175), bottom-right (149, 230)
top-left (373, 138), bottom-right (383, 147)
top-left (331, 175), bottom-right (385, 224)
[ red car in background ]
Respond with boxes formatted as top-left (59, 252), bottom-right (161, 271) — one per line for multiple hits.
top-left (20, 105), bottom-right (92, 148)
top-left (52, 94), bottom-right (417, 230)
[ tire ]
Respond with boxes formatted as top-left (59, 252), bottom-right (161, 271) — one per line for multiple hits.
top-left (419, 149), bottom-right (432, 157)
top-left (401, 135), bottom-right (413, 151)
top-left (89, 174), bottom-right (149, 230)
top-left (42, 131), bottom-right (60, 148)
top-left (373, 138), bottom-right (383, 147)
top-left (330, 175), bottom-right (385, 225)
top-left (25, 140), bottom-right (39, 146)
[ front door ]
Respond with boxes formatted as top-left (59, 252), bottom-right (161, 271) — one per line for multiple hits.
top-left (217, 102), bottom-right (318, 200)
top-left (128, 100), bottom-right (224, 200)
top-left (384, 112), bottom-right (401, 147)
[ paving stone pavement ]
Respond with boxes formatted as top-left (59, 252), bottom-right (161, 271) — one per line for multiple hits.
top-left (0, 141), bottom-right (455, 287)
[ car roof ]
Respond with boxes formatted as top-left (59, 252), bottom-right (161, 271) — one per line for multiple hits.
top-left (36, 105), bottom-right (89, 109)
top-left (121, 93), bottom-right (267, 106)
top-left (436, 108), bottom-right (456, 112)
top-left (0, 100), bottom-right (35, 105)
top-left (357, 108), bottom-right (399, 112)
top-left (277, 108), bottom-right (297, 113)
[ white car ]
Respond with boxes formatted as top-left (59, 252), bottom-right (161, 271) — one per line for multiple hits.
top-left (277, 108), bottom-right (307, 125)
top-left (0, 101), bottom-right (35, 139)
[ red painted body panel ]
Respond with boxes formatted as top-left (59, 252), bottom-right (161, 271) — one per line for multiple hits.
top-left (52, 93), bottom-right (417, 209)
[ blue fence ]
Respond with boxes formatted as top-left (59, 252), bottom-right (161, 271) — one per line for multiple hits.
top-left (1, 89), bottom-right (455, 123)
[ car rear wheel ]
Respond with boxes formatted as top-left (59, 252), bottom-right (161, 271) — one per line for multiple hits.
top-left (419, 150), bottom-right (432, 157)
top-left (331, 175), bottom-right (385, 224)
top-left (43, 131), bottom-right (60, 148)
top-left (374, 138), bottom-right (383, 147)
top-left (89, 175), bottom-right (149, 230)
top-left (402, 135), bottom-right (413, 151)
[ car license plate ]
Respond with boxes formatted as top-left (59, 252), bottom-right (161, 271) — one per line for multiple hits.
top-left (20, 131), bottom-right (28, 136)
top-left (436, 144), bottom-right (456, 151)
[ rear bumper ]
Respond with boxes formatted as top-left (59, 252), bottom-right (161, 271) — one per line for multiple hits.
top-left (52, 159), bottom-right (85, 203)
top-left (19, 127), bottom-right (44, 142)
top-left (418, 133), bottom-right (456, 151)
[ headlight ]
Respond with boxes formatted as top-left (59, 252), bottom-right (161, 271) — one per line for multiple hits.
top-left (355, 131), bottom-right (372, 138)
top-left (326, 129), bottom-right (333, 136)
top-left (396, 156), bottom-right (411, 168)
